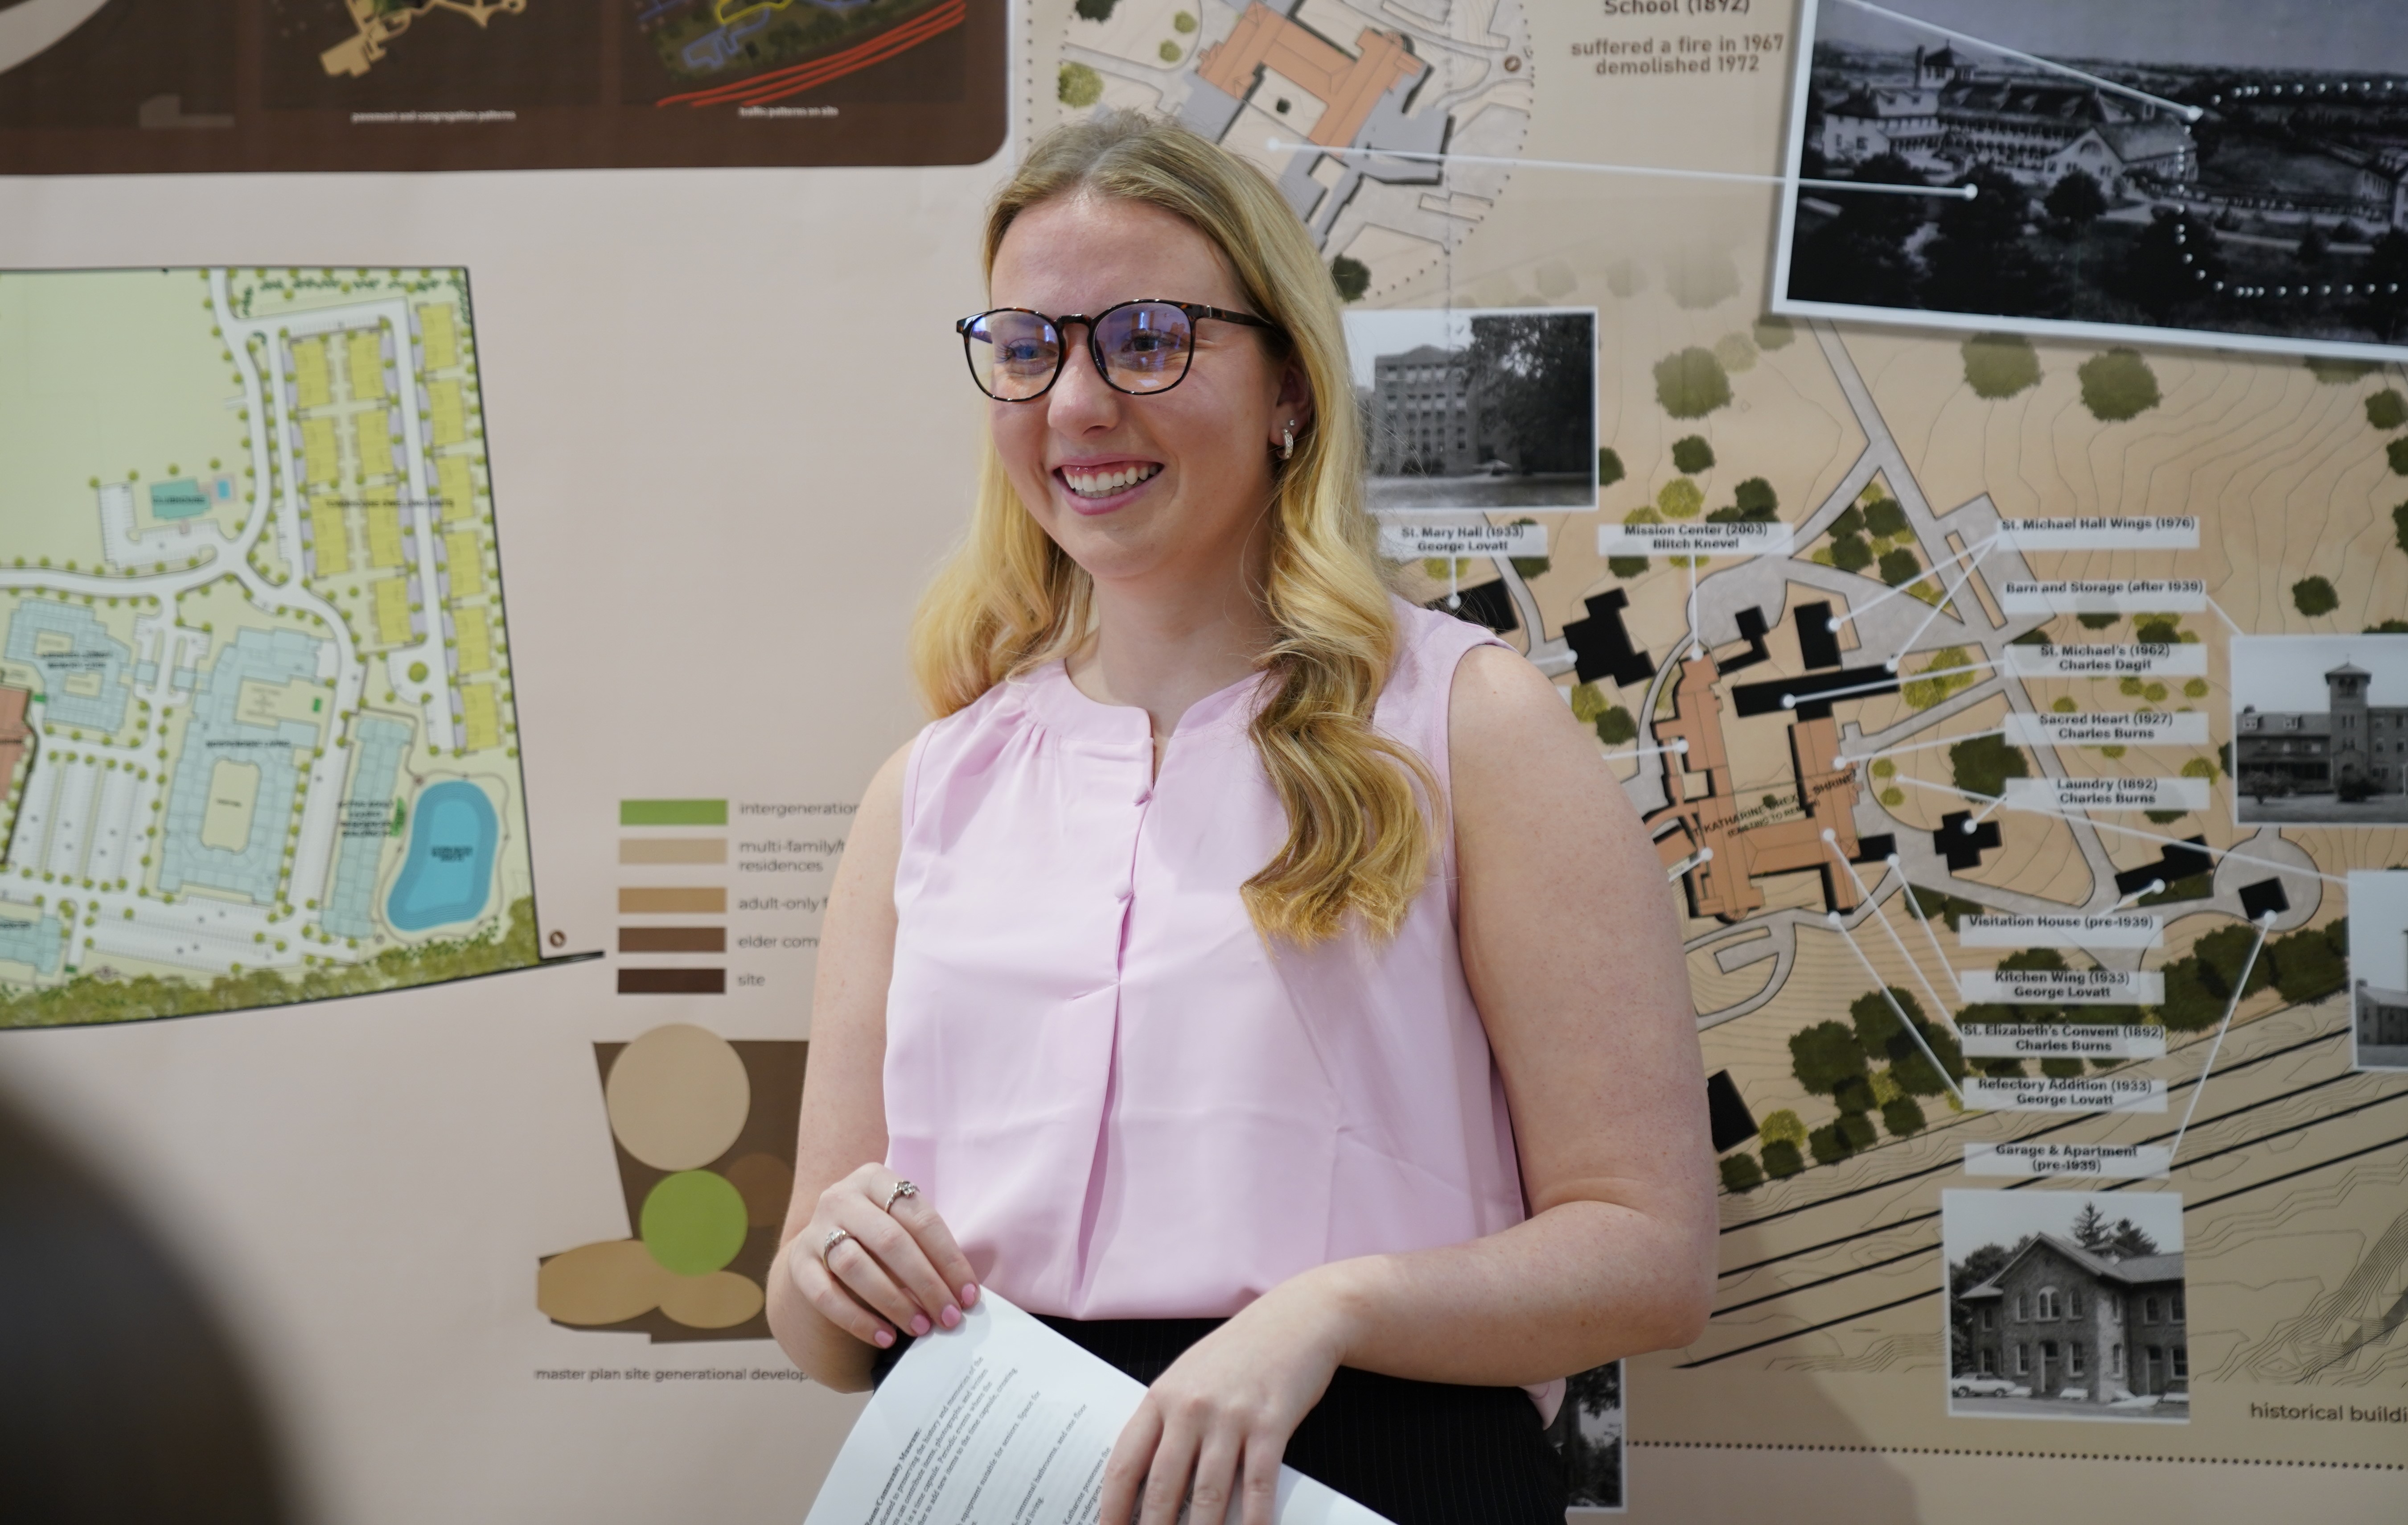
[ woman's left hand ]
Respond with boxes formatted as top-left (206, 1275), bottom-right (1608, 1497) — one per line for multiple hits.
top-left (1097, 1273), bottom-right (1356, 1525)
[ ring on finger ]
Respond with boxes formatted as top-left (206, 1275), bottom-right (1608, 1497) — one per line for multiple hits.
top-left (819, 1228), bottom-right (855, 1267)
top-left (882, 1179), bottom-right (918, 1213)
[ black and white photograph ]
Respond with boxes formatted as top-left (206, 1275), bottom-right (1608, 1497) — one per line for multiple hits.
top-left (2350, 869), bottom-right (2408, 1071)
top-left (1542, 1360), bottom-right (1624, 1513)
top-left (1944, 1188), bottom-right (2189, 1422)
top-left (1343, 307), bottom-right (1598, 515)
top-left (2231, 634), bottom-right (2408, 825)
top-left (1775, 0), bottom-right (2408, 360)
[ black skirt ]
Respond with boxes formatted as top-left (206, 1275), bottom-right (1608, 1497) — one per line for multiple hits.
top-left (871, 1315), bottom-right (1566, 1524)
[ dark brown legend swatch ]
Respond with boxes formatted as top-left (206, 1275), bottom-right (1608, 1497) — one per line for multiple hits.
top-left (619, 927), bottom-right (727, 954)
top-left (616, 968), bottom-right (726, 996)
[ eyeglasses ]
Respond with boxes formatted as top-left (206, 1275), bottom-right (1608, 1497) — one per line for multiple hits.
top-left (956, 299), bottom-right (1278, 401)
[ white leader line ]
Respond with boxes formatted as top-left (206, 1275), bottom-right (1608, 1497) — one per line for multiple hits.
top-left (1840, 727), bottom-right (2004, 766)
top-left (1890, 774), bottom-right (2348, 886)
top-left (1884, 536), bottom-right (1997, 672)
top-left (1267, 141), bottom-right (1980, 198)
top-left (1784, 655), bottom-right (1998, 711)
top-left (1833, 0), bottom-right (2203, 122)
top-left (1603, 739), bottom-right (1691, 763)
top-left (1687, 554), bottom-right (1703, 661)
top-left (1826, 533), bottom-right (2000, 631)
top-left (1825, 838), bottom-right (1960, 1035)
top-left (2167, 912), bottom-right (2274, 1165)
top-left (2112, 880), bottom-right (2167, 911)
top-left (1895, 862), bottom-right (1966, 998)
top-left (1828, 908), bottom-right (1965, 1105)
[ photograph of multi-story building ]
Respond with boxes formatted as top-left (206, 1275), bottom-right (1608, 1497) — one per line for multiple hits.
top-left (1343, 307), bottom-right (1597, 513)
top-left (1777, 0), bottom-right (2408, 358)
top-left (2231, 635), bottom-right (2408, 824)
top-left (1945, 1190), bottom-right (2189, 1422)
top-left (2350, 870), bottom-right (2408, 1071)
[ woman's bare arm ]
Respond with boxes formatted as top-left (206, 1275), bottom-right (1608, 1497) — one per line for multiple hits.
top-left (766, 741), bottom-right (977, 1391)
top-left (1309, 640), bottom-right (1717, 1381)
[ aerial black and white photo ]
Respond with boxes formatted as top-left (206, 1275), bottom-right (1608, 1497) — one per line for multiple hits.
top-left (1944, 1189), bottom-right (2190, 1422)
top-left (2231, 634), bottom-right (2408, 825)
top-left (1343, 307), bottom-right (1598, 514)
top-left (1775, 0), bottom-right (2408, 359)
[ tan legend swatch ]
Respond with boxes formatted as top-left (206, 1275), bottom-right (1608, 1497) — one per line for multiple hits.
top-left (619, 886), bottom-right (727, 914)
top-left (620, 837), bottom-right (727, 865)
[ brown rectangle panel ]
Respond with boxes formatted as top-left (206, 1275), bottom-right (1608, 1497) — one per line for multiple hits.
top-left (617, 968), bottom-right (726, 996)
top-left (618, 887), bottom-right (727, 914)
top-left (619, 837), bottom-right (727, 865)
top-left (618, 927), bottom-right (726, 954)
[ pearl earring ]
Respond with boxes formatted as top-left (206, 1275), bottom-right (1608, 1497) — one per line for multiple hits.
top-left (1279, 423), bottom-right (1294, 461)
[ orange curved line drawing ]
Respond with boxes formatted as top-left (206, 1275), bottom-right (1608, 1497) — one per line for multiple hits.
top-left (656, 0), bottom-right (965, 109)
top-left (731, 11), bottom-right (961, 105)
top-left (659, 0), bottom-right (962, 108)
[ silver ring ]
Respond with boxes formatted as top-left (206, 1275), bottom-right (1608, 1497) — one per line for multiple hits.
top-left (883, 1179), bottom-right (919, 1213)
top-left (819, 1228), bottom-right (855, 1267)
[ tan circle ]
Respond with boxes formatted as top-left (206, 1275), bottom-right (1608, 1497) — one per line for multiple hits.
top-left (605, 1025), bottom-right (751, 1171)
top-left (537, 1239), bottom-right (674, 1327)
top-left (659, 1270), bottom-right (766, 1331)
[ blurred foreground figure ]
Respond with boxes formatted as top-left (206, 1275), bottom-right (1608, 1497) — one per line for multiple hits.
top-left (0, 1095), bottom-right (296, 1525)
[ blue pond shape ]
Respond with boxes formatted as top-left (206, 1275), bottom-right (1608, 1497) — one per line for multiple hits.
top-left (386, 780), bottom-right (497, 933)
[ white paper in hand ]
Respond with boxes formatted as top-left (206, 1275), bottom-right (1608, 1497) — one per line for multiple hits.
top-left (802, 1291), bottom-right (1393, 1525)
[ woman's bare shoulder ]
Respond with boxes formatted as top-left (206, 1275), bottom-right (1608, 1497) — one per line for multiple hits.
top-left (1447, 644), bottom-right (1590, 771)
top-left (851, 738), bottom-right (916, 864)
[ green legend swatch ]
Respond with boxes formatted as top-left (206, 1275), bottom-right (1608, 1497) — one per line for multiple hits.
top-left (620, 799), bottom-right (728, 827)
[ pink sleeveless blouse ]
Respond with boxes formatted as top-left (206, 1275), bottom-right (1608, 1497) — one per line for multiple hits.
top-left (884, 598), bottom-right (1526, 1322)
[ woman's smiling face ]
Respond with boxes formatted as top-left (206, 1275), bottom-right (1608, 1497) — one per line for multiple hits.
top-left (984, 194), bottom-right (1308, 592)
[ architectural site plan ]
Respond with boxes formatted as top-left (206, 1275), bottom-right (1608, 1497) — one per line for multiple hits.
top-left (0, 268), bottom-right (539, 1026)
top-left (1392, 287), bottom-right (2408, 1462)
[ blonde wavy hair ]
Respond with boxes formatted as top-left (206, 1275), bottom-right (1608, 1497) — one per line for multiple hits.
top-left (910, 110), bottom-right (1437, 945)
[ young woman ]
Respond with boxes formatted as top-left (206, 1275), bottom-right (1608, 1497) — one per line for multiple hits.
top-left (767, 111), bottom-right (1715, 1525)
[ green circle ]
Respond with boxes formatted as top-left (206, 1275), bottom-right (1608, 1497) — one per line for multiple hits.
top-left (407, 661), bottom-right (429, 683)
top-left (638, 1171), bottom-right (748, 1276)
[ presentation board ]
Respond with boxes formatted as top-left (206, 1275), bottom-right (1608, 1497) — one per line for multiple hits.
top-left (2, 1), bottom-right (2405, 1520)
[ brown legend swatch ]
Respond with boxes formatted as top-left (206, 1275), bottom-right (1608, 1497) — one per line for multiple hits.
top-left (619, 927), bottom-right (727, 955)
top-left (619, 887), bottom-right (727, 915)
top-left (617, 969), bottom-right (727, 996)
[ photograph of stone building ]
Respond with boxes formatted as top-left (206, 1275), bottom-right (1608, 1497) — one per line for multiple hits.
top-left (2231, 635), bottom-right (2408, 824)
top-left (1777, 0), bottom-right (2408, 358)
top-left (1342, 307), bottom-right (1597, 513)
top-left (2349, 870), bottom-right (2408, 1071)
top-left (1944, 1189), bottom-right (2189, 1422)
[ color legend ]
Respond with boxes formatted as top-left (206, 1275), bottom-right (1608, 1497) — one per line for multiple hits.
top-left (616, 799), bottom-right (727, 996)
top-left (620, 800), bottom-right (730, 827)
top-left (619, 927), bottom-right (726, 954)
top-left (615, 969), bottom-right (728, 996)
top-left (619, 888), bottom-right (725, 915)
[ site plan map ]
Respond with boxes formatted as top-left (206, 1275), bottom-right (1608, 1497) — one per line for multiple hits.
top-left (1056, 0), bottom-right (1533, 299)
top-left (1396, 275), bottom-right (2408, 1464)
top-left (0, 268), bottom-right (540, 1026)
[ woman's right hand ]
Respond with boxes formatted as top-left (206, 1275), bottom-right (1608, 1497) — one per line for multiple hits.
top-left (788, 1164), bottom-right (981, 1350)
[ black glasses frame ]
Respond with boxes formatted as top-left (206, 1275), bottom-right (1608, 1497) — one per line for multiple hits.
top-left (955, 299), bottom-right (1279, 401)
